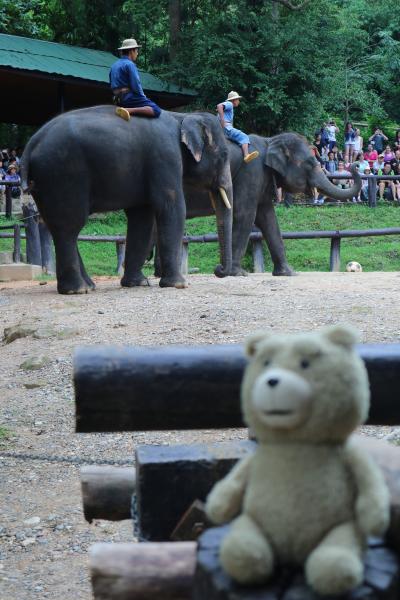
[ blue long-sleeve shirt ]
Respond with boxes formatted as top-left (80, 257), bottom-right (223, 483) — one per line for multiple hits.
top-left (109, 57), bottom-right (147, 102)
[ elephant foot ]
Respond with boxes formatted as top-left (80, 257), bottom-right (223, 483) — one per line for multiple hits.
top-left (272, 266), bottom-right (297, 276)
top-left (121, 274), bottom-right (150, 287)
top-left (57, 280), bottom-right (95, 295)
top-left (230, 267), bottom-right (249, 277)
top-left (159, 276), bottom-right (188, 289)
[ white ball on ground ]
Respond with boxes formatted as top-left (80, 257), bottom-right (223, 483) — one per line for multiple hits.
top-left (346, 261), bottom-right (362, 272)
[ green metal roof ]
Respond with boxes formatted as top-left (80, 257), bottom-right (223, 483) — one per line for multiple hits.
top-left (0, 33), bottom-right (196, 96)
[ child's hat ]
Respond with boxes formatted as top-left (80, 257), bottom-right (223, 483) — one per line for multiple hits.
top-left (226, 91), bottom-right (242, 101)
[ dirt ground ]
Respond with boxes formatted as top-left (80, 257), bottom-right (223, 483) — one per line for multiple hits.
top-left (1, 271), bottom-right (400, 599)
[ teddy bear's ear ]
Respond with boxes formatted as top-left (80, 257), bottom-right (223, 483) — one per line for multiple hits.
top-left (322, 324), bottom-right (360, 349)
top-left (245, 331), bottom-right (271, 357)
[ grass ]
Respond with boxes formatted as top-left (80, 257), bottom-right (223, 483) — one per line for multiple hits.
top-left (0, 425), bottom-right (10, 442)
top-left (1, 203), bottom-right (399, 275)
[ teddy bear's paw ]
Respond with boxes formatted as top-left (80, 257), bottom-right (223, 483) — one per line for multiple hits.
top-left (356, 497), bottom-right (390, 536)
top-left (306, 547), bottom-right (363, 596)
top-left (220, 527), bottom-right (274, 584)
top-left (205, 483), bottom-right (242, 524)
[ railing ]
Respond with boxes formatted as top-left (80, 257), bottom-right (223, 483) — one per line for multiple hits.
top-left (0, 223), bottom-right (24, 262)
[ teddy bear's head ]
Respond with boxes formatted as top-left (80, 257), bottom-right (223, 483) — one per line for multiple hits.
top-left (241, 325), bottom-right (370, 444)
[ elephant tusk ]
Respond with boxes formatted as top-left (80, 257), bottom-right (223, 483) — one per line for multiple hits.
top-left (218, 187), bottom-right (231, 210)
top-left (208, 191), bottom-right (217, 212)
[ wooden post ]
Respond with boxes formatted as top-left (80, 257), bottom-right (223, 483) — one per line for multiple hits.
top-left (329, 236), bottom-right (341, 271)
top-left (5, 184), bottom-right (12, 219)
top-left (23, 201), bottom-right (42, 266)
top-left (39, 219), bottom-right (55, 273)
top-left (81, 466), bottom-right (136, 523)
top-left (181, 241), bottom-right (189, 276)
top-left (368, 176), bottom-right (377, 208)
top-left (13, 224), bottom-right (21, 263)
top-left (116, 241), bottom-right (125, 275)
top-left (90, 541), bottom-right (196, 600)
top-left (251, 239), bottom-right (264, 273)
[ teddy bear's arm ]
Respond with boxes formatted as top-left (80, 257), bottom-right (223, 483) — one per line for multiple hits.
top-left (205, 454), bottom-right (253, 525)
top-left (344, 443), bottom-right (390, 537)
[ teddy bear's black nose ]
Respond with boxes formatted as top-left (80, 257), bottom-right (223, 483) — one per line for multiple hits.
top-left (267, 378), bottom-right (279, 387)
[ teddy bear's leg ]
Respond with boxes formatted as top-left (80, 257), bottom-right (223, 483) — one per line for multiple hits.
top-left (305, 521), bottom-right (364, 596)
top-left (219, 514), bottom-right (274, 584)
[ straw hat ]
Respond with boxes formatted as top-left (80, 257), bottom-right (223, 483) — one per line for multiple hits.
top-left (118, 38), bottom-right (141, 51)
top-left (226, 91), bottom-right (242, 102)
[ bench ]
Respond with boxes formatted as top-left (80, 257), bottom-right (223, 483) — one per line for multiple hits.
top-left (74, 343), bottom-right (400, 599)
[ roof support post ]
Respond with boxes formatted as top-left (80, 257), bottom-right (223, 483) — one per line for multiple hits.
top-left (58, 82), bottom-right (65, 113)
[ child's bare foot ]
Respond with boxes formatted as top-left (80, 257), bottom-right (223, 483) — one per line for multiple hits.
top-left (244, 151), bottom-right (259, 164)
top-left (116, 107), bottom-right (131, 121)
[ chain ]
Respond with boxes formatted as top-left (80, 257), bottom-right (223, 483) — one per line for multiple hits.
top-left (0, 451), bottom-right (135, 466)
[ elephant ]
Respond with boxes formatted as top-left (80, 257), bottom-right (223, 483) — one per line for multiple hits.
top-left (20, 106), bottom-right (233, 294)
top-left (184, 132), bottom-right (362, 276)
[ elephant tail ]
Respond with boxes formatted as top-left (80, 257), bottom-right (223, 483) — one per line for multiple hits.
top-left (19, 148), bottom-right (33, 193)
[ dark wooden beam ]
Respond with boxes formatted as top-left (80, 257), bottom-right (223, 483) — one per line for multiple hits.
top-left (74, 344), bottom-right (400, 432)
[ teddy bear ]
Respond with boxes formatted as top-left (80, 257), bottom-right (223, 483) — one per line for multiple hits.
top-left (205, 325), bottom-right (390, 596)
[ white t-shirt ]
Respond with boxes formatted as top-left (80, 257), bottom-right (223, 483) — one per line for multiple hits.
top-left (327, 125), bottom-right (337, 142)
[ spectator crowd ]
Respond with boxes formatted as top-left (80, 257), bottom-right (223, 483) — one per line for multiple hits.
top-left (310, 122), bottom-right (400, 204)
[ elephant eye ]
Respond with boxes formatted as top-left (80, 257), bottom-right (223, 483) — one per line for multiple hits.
top-left (300, 359), bottom-right (310, 369)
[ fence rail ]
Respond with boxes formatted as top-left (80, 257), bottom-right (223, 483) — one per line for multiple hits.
top-left (3, 226), bottom-right (399, 274)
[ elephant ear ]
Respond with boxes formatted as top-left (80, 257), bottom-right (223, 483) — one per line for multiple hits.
top-left (264, 139), bottom-right (290, 178)
top-left (181, 115), bottom-right (207, 163)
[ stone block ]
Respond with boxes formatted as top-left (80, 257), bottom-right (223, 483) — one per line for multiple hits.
top-left (0, 263), bottom-right (42, 281)
top-left (136, 440), bottom-right (255, 541)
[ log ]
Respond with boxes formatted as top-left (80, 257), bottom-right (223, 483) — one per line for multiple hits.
top-left (74, 344), bottom-right (400, 432)
top-left (90, 541), bottom-right (196, 600)
top-left (81, 466), bottom-right (136, 523)
top-left (193, 526), bottom-right (400, 600)
top-left (136, 440), bottom-right (255, 541)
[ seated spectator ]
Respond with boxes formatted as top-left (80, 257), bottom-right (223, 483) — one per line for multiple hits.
top-left (373, 153), bottom-right (385, 173)
top-left (344, 122), bottom-right (356, 163)
top-left (355, 152), bottom-right (370, 173)
top-left (383, 145), bottom-right (395, 162)
top-left (324, 151), bottom-right (338, 174)
top-left (377, 162), bottom-right (396, 201)
top-left (368, 127), bottom-right (388, 154)
top-left (331, 144), bottom-right (344, 162)
top-left (393, 129), bottom-right (400, 152)
top-left (364, 143), bottom-right (378, 168)
top-left (353, 128), bottom-right (363, 159)
top-left (313, 133), bottom-right (325, 162)
top-left (332, 161), bottom-right (351, 189)
top-left (390, 149), bottom-right (400, 171)
top-left (5, 164), bottom-right (21, 199)
top-left (1, 148), bottom-right (9, 170)
top-left (393, 163), bottom-right (400, 202)
top-left (9, 149), bottom-right (20, 165)
top-left (360, 166), bottom-right (372, 202)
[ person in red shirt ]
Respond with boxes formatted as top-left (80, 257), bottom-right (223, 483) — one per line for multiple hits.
top-left (364, 144), bottom-right (378, 168)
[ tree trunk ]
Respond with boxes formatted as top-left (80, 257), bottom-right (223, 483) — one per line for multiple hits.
top-left (169, 0), bottom-right (181, 61)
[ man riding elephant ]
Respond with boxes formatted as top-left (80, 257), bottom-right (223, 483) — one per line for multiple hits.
top-left (110, 38), bottom-right (161, 122)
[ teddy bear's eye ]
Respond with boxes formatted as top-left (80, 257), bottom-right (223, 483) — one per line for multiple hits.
top-left (300, 359), bottom-right (310, 369)
top-left (263, 359), bottom-right (270, 367)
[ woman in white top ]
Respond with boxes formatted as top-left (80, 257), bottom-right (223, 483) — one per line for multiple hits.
top-left (353, 128), bottom-right (363, 160)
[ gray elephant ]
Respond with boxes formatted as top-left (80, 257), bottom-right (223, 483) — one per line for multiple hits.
top-left (185, 132), bottom-right (362, 276)
top-left (20, 106), bottom-right (233, 294)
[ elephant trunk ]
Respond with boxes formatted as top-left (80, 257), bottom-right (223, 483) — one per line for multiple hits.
top-left (310, 163), bottom-right (362, 201)
top-left (212, 184), bottom-right (233, 278)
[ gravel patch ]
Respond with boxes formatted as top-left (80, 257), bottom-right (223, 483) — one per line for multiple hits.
top-left (1, 272), bottom-right (400, 599)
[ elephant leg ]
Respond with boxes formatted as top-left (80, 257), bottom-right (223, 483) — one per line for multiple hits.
top-left (121, 205), bottom-right (154, 287)
top-left (154, 190), bottom-right (187, 289)
top-left (53, 233), bottom-right (91, 294)
top-left (78, 250), bottom-right (96, 290)
top-left (255, 202), bottom-right (296, 276)
top-left (231, 206), bottom-right (257, 276)
top-left (305, 521), bottom-right (364, 595)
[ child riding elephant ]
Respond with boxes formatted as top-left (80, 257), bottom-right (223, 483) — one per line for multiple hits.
top-left (217, 91), bottom-right (259, 164)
